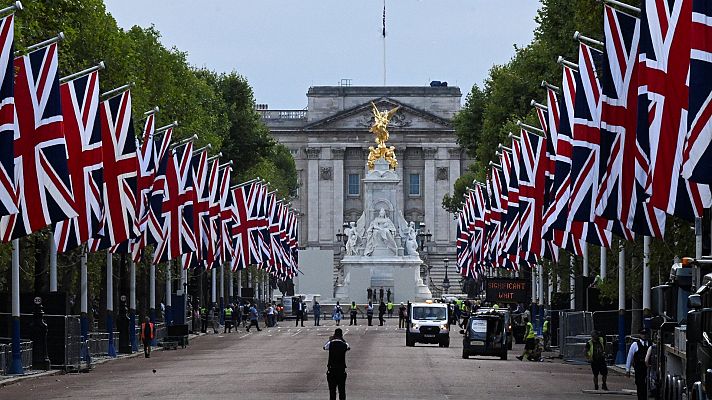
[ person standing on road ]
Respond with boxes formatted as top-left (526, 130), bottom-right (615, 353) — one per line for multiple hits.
top-left (323, 328), bottom-right (350, 400)
top-left (223, 305), bottom-right (233, 333)
top-left (543, 316), bottom-right (551, 351)
top-left (349, 302), bottom-right (358, 326)
top-left (333, 302), bottom-right (343, 326)
top-left (200, 305), bottom-right (208, 333)
top-left (295, 299), bottom-right (305, 327)
top-left (140, 317), bottom-right (154, 358)
top-left (517, 316), bottom-right (536, 361)
top-left (398, 302), bottom-right (407, 329)
top-left (208, 305), bottom-right (219, 334)
top-left (246, 303), bottom-right (262, 332)
top-left (366, 301), bottom-right (374, 326)
top-left (626, 329), bottom-right (651, 400)
top-left (585, 330), bottom-right (609, 391)
top-left (387, 301), bottom-right (394, 318)
top-left (314, 301), bottom-right (322, 326)
top-left (378, 301), bottom-right (386, 326)
top-left (267, 303), bottom-right (276, 327)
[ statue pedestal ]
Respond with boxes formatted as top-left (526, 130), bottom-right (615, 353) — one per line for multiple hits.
top-left (334, 255), bottom-right (431, 304)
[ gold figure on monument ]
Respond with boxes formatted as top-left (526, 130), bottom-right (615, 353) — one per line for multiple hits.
top-left (368, 102), bottom-right (400, 170)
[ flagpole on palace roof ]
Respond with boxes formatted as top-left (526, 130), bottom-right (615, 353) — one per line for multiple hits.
top-left (0, 1), bottom-right (22, 18)
top-left (101, 82), bottom-right (134, 100)
top-left (17, 32), bottom-right (64, 56)
top-left (382, 0), bottom-right (387, 86)
top-left (60, 61), bottom-right (105, 84)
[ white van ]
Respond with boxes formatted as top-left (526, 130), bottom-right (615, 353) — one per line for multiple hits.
top-left (405, 301), bottom-right (450, 347)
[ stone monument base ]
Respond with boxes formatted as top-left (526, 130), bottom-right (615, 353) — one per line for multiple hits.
top-left (334, 255), bottom-right (432, 304)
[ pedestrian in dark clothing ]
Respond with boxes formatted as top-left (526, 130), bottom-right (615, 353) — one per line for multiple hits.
top-left (379, 287), bottom-right (384, 303)
top-left (586, 330), bottom-right (609, 391)
top-left (627, 329), bottom-right (651, 400)
top-left (295, 299), bottom-right (305, 327)
top-left (398, 302), bottom-right (407, 329)
top-left (366, 301), bottom-right (374, 326)
top-left (246, 303), bottom-right (262, 332)
top-left (324, 328), bottom-right (350, 400)
top-left (314, 301), bottom-right (322, 326)
top-left (349, 302), bottom-right (358, 326)
top-left (200, 305), bottom-right (208, 333)
top-left (378, 301), bottom-right (386, 326)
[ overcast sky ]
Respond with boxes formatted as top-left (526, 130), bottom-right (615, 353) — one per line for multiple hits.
top-left (103, 1), bottom-right (541, 109)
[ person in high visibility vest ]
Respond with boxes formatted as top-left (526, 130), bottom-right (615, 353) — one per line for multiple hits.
top-left (517, 316), bottom-right (536, 361)
top-left (387, 301), bottom-right (394, 318)
top-left (542, 316), bottom-right (551, 351)
top-left (140, 317), bottom-right (155, 358)
top-left (223, 306), bottom-right (233, 333)
top-left (586, 330), bottom-right (608, 391)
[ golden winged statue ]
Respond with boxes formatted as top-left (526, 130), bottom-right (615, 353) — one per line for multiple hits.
top-left (367, 102), bottom-right (400, 170)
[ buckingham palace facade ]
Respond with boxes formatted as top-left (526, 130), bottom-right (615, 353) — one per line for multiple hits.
top-left (259, 85), bottom-right (470, 295)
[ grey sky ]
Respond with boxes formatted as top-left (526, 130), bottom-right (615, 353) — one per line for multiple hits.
top-left (103, 1), bottom-right (541, 109)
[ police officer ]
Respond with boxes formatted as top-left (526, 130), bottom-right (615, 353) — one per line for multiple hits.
top-left (323, 328), bottom-right (350, 400)
top-left (295, 299), bottom-right (305, 327)
top-left (313, 301), bottom-right (322, 326)
top-left (349, 302), bottom-right (358, 326)
top-left (223, 305), bottom-right (233, 333)
top-left (543, 316), bottom-right (551, 351)
top-left (387, 301), bottom-right (394, 318)
top-left (378, 301), bottom-right (386, 326)
top-left (586, 330), bottom-right (608, 391)
top-left (517, 316), bottom-right (536, 361)
top-left (626, 328), bottom-right (651, 400)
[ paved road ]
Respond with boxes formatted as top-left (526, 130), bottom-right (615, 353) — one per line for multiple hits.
top-left (0, 320), bottom-right (636, 399)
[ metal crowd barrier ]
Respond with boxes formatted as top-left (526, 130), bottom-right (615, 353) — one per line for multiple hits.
top-left (0, 338), bottom-right (33, 373)
top-left (88, 332), bottom-right (109, 357)
top-left (558, 311), bottom-right (593, 362)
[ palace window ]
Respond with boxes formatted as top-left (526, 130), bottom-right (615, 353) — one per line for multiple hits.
top-left (409, 173), bottom-right (421, 196)
top-left (348, 173), bottom-right (360, 196)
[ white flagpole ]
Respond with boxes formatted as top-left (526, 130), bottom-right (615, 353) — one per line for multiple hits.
top-left (49, 235), bottom-right (57, 292)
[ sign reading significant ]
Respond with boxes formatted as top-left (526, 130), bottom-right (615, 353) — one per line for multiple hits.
top-left (485, 278), bottom-right (529, 304)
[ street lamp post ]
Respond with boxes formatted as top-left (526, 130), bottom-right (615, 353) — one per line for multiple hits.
top-left (442, 258), bottom-right (451, 294)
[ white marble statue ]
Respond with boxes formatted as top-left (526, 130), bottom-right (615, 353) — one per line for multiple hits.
top-left (344, 222), bottom-right (359, 256)
top-left (405, 221), bottom-right (419, 256)
top-left (364, 208), bottom-right (398, 256)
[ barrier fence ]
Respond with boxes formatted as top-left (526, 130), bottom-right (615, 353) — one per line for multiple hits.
top-left (0, 339), bottom-right (33, 374)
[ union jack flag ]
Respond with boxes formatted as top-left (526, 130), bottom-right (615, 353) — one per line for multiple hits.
top-left (486, 168), bottom-right (504, 267)
top-left (217, 164), bottom-right (234, 268)
top-left (267, 193), bottom-right (285, 274)
top-left (256, 183), bottom-right (271, 268)
top-left (597, 5), bottom-right (666, 238)
top-left (153, 142), bottom-right (196, 263)
top-left (53, 70), bottom-right (103, 252)
top-left (230, 181), bottom-right (264, 270)
top-left (287, 209), bottom-right (299, 275)
top-left (1, 42), bottom-right (77, 241)
top-left (0, 15), bottom-right (16, 218)
top-left (278, 200), bottom-right (295, 277)
top-left (681, 0), bottom-right (712, 184)
top-left (637, 0), bottom-right (711, 219)
top-left (89, 89), bottom-right (139, 249)
top-left (135, 113), bottom-right (156, 233)
top-left (191, 148), bottom-right (211, 267)
top-left (456, 209), bottom-right (470, 274)
top-left (501, 139), bottom-right (521, 269)
top-left (518, 128), bottom-right (546, 264)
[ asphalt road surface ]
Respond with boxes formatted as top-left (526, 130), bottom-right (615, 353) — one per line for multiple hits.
top-left (0, 320), bottom-right (637, 399)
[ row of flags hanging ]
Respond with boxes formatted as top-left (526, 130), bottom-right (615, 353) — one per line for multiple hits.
top-left (456, 0), bottom-right (712, 279)
top-left (0, 7), bottom-right (299, 279)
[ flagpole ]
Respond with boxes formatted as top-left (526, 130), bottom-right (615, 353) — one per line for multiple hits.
top-left (100, 82), bottom-right (134, 100)
top-left (106, 250), bottom-right (117, 357)
top-left (573, 31), bottom-right (604, 48)
top-left (16, 32), bottom-right (64, 56)
top-left (382, 0), bottom-right (386, 86)
top-left (603, 0), bottom-right (640, 14)
top-left (9, 239), bottom-right (23, 374)
top-left (166, 260), bottom-right (172, 326)
top-left (0, 1), bottom-right (22, 17)
top-left (569, 255), bottom-right (575, 309)
top-left (642, 236), bottom-right (651, 318)
top-left (207, 152), bottom-right (223, 162)
top-left (129, 257), bottom-right (137, 352)
top-left (49, 235), bottom-right (57, 292)
top-left (600, 246), bottom-right (607, 280)
top-left (616, 244), bottom-right (626, 364)
top-left (60, 61), bottom-right (105, 84)
top-left (155, 121), bottom-right (179, 134)
top-left (80, 246), bottom-right (91, 363)
top-left (150, 262), bottom-right (156, 345)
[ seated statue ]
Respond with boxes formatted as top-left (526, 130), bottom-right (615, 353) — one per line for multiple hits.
top-left (364, 208), bottom-right (398, 256)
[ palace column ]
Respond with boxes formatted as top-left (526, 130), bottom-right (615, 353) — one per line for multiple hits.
top-left (332, 147), bottom-right (346, 239)
top-left (305, 147), bottom-right (321, 244)
top-left (447, 148), bottom-right (462, 243)
top-left (423, 147), bottom-right (438, 239)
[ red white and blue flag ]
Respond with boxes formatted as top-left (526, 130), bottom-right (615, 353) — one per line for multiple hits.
top-left (517, 128), bottom-right (546, 263)
top-left (54, 70), bottom-right (103, 252)
top-left (0, 14), bottom-right (16, 219)
top-left (230, 181), bottom-right (264, 270)
top-left (1, 42), bottom-right (77, 241)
